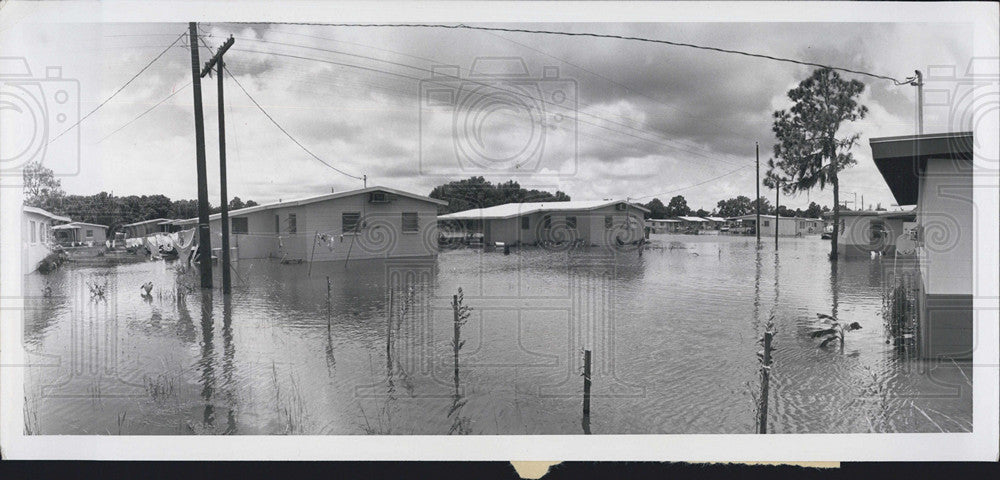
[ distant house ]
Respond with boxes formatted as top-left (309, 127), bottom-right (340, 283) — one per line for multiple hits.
top-left (726, 215), bottom-right (822, 236)
top-left (676, 216), bottom-right (708, 231)
top-left (438, 200), bottom-right (649, 247)
top-left (122, 218), bottom-right (171, 238)
top-left (22, 206), bottom-right (70, 273)
top-left (836, 210), bottom-right (916, 257)
top-left (52, 221), bottom-right (108, 247)
top-left (702, 216), bottom-right (726, 230)
top-left (870, 131), bottom-right (973, 360)
top-left (646, 218), bottom-right (681, 234)
top-left (176, 186), bottom-right (447, 262)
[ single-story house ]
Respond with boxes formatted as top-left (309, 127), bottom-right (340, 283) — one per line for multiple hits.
top-left (438, 200), bottom-right (649, 247)
top-left (702, 216), bottom-right (726, 230)
top-left (676, 216), bottom-right (708, 231)
top-left (122, 218), bottom-right (171, 238)
top-left (727, 214), bottom-right (796, 236)
top-left (870, 131), bottom-right (973, 360)
top-left (176, 186), bottom-right (447, 262)
top-left (835, 209), bottom-right (916, 257)
top-left (52, 221), bottom-right (108, 246)
top-left (22, 206), bottom-right (71, 273)
top-left (646, 218), bottom-right (682, 234)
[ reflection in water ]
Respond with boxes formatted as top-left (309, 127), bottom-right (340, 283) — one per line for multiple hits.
top-left (22, 238), bottom-right (972, 434)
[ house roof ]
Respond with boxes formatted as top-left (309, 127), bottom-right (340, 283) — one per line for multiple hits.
top-left (23, 206), bottom-right (71, 223)
top-left (438, 200), bottom-right (649, 221)
top-left (704, 216), bottom-right (726, 222)
top-left (122, 218), bottom-right (170, 228)
top-left (52, 221), bottom-right (108, 230)
top-left (677, 216), bottom-right (707, 222)
top-left (648, 218), bottom-right (681, 223)
top-left (177, 186), bottom-right (448, 225)
top-left (869, 131), bottom-right (973, 206)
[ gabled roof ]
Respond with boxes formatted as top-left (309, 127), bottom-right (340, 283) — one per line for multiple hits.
top-left (438, 200), bottom-right (650, 221)
top-left (704, 216), bottom-right (726, 222)
top-left (677, 216), bottom-right (707, 222)
top-left (23, 206), bottom-right (71, 223)
top-left (648, 218), bottom-right (681, 223)
top-left (177, 186), bottom-right (448, 225)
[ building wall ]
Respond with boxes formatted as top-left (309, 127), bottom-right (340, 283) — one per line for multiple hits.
top-left (916, 157), bottom-right (973, 360)
top-left (758, 217), bottom-right (797, 237)
top-left (209, 193), bottom-right (441, 261)
top-left (22, 211), bottom-right (55, 273)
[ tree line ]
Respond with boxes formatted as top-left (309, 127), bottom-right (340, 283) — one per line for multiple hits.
top-left (641, 194), bottom-right (835, 220)
top-left (429, 176), bottom-right (571, 214)
top-left (23, 162), bottom-right (258, 232)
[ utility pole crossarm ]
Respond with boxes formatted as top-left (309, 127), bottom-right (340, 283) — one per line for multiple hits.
top-left (200, 36), bottom-right (235, 78)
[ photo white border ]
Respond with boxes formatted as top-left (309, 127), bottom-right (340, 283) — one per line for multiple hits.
top-left (1, 0), bottom-right (997, 461)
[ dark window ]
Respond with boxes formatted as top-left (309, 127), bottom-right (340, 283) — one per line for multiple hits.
top-left (275, 215), bottom-right (280, 233)
top-left (565, 216), bottom-right (577, 229)
top-left (30, 221), bottom-right (36, 243)
top-left (543, 215), bottom-right (551, 229)
top-left (762, 220), bottom-right (769, 227)
top-left (402, 212), bottom-right (419, 233)
top-left (231, 217), bottom-right (249, 234)
top-left (343, 212), bottom-right (361, 233)
top-left (86, 229), bottom-right (94, 238)
top-left (605, 216), bottom-right (613, 229)
top-left (287, 213), bottom-right (297, 234)
top-left (521, 216), bottom-right (530, 230)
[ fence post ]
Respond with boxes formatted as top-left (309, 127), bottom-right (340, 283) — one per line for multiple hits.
top-left (583, 349), bottom-right (592, 433)
top-left (758, 330), bottom-right (773, 434)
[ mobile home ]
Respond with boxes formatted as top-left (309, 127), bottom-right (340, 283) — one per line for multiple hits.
top-left (52, 221), bottom-right (108, 247)
top-left (870, 131), bottom-right (973, 360)
top-left (836, 210), bottom-right (916, 257)
top-left (177, 186), bottom-right (447, 262)
top-left (438, 200), bottom-right (649, 248)
top-left (646, 218), bottom-right (682, 234)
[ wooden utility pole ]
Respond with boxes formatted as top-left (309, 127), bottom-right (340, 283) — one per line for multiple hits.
top-left (201, 35), bottom-right (235, 294)
top-left (755, 142), bottom-right (761, 245)
top-left (189, 22), bottom-right (212, 288)
top-left (774, 180), bottom-right (780, 250)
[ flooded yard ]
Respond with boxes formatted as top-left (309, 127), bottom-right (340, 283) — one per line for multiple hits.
top-left (23, 234), bottom-right (972, 435)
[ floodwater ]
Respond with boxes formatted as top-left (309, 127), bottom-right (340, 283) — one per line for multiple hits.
top-left (23, 234), bottom-right (972, 435)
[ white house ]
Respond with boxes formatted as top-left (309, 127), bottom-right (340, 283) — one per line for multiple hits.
top-left (176, 186), bottom-right (447, 262)
top-left (836, 210), bottom-right (916, 257)
top-left (646, 218), bottom-right (681, 234)
top-left (438, 200), bottom-right (649, 247)
top-left (22, 206), bottom-right (70, 273)
top-left (52, 221), bottom-right (108, 247)
top-left (870, 131), bottom-right (973, 360)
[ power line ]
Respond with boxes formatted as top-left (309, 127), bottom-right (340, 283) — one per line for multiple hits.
top-left (222, 64), bottom-right (365, 181)
top-left (97, 81), bottom-right (192, 143)
top-left (633, 164), bottom-right (753, 201)
top-left (249, 23), bottom-right (907, 84)
top-left (49, 31), bottom-right (187, 145)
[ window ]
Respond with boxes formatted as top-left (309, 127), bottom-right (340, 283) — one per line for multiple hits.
top-left (286, 213), bottom-right (297, 234)
top-left (521, 216), bottom-right (530, 230)
top-left (605, 216), bottom-right (613, 229)
top-left (342, 212), bottom-right (361, 233)
top-left (762, 220), bottom-right (769, 227)
top-left (799, 221), bottom-right (805, 229)
top-left (402, 212), bottom-right (419, 233)
top-left (231, 217), bottom-right (249, 234)
top-left (275, 215), bottom-right (280, 233)
top-left (30, 221), bottom-right (37, 243)
top-left (86, 229), bottom-right (94, 238)
top-left (543, 215), bottom-right (551, 229)
top-left (565, 216), bottom-right (577, 229)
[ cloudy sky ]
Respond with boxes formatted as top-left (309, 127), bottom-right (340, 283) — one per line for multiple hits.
top-left (2, 17), bottom-right (979, 212)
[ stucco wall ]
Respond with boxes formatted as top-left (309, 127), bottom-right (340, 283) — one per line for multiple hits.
top-left (22, 211), bottom-right (55, 273)
top-left (918, 158), bottom-right (973, 296)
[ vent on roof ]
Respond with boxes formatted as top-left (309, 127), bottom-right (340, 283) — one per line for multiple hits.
top-left (369, 192), bottom-right (390, 203)
top-left (615, 203), bottom-right (628, 211)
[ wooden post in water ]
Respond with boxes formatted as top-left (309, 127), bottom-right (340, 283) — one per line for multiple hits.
top-left (582, 349), bottom-right (592, 432)
top-left (758, 330), bottom-right (773, 434)
top-left (452, 294), bottom-right (461, 388)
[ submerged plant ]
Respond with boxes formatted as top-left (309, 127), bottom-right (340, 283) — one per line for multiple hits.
top-left (809, 313), bottom-right (861, 351)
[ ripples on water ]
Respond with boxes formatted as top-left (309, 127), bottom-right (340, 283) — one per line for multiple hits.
top-left (22, 234), bottom-right (972, 435)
